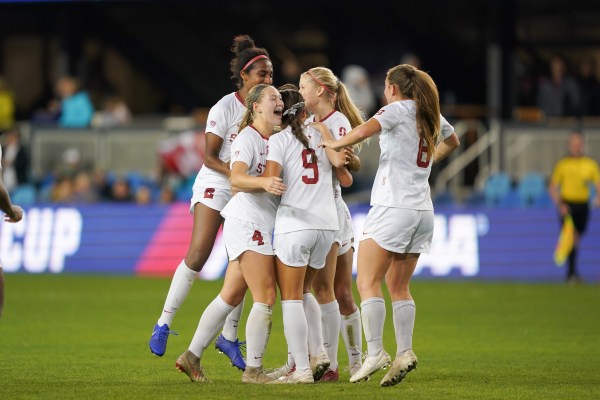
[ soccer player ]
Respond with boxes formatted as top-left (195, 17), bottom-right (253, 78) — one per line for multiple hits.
top-left (321, 64), bottom-right (460, 386)
top-left (0, 138), bottom-right (24, 319)
top-left (149, 35), bottom-right (274, 370)
top-left (175, 84), bottom-right (286, 383)
top-left (300, 67), bottom-right (366, 381)
top-left (264, 87), bottom-right (347, 384)
top-left (549, 131), bottom-right (600, 284)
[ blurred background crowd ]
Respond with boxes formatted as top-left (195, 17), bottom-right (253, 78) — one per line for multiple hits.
top-left (1, 0), bottom-right (600, 207)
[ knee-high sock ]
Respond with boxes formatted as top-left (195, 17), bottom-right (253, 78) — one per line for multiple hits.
top-left (361, 297), bottom-right (386, 357)
top-left (341, 308), bottom-right (363, 367)
top-left (392, 300), bottom-right (415, 356)
top-left (303, 293), bottom-right (325, 357)
top-left (282, 300), bottom-right (310, 371)
top-left (320, 300), bottom-right (340, 370)
top-left (188, 295), bottom-right (234, 358)
top-left (222, 297), bottom-right (245, 341)
top-left (158, 260), bottom-right (197, 326)
top-left (245, 302), bottom-right (272, 368)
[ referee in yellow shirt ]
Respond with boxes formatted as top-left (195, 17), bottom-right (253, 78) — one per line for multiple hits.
top-left (549, 131), bottom-right (600, 284)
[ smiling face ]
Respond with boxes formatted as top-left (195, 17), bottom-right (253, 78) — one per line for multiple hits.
top-left (242, 59), bottom-right (274, 91)
top-left (253, 85), bottom-right (284, 127)
top-left (298, 74), bottom-right (321, 112)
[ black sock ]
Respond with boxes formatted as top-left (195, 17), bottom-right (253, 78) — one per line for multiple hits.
top-left (567, 248), bottom-right (578, 278)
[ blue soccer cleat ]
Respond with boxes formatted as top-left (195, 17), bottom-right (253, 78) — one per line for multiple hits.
top-left (149, 323), bottom-right (178, 357)
top-left (215, 334), bottom-right (246, 371)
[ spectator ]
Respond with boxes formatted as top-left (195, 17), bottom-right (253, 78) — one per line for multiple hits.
top-left (110, 176), bottom-right (132, 202)
top-left (576, 57), bottom-right (600, 116)
top-left (71, 170), bottom-right (98, 203)
top-left (341, 65), bottom-right (377, 117)
top-left (1, 127), bottom-right (29, 193)
top-left (91, 95), bottom-right (132, 128)
top-left (55, 76), bottom-right (95, 128)
top-left (537, 55), bottom-right (580, 117)
top-left (0, 77), bottom-right (15, 131)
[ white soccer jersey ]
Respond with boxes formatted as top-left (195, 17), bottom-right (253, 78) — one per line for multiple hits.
top-left (371, 100), bottom-right (454, 210)
top-left (305, 110), bottom-right (351, 196)
top-left (267, 125), bottom-right (338, 233)
top-left (193, 92), bottom-right (246, 190)
top-left (221, 125), bottom-right (279, 231)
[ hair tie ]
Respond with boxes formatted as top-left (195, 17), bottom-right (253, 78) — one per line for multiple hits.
top-left (242, 54), bottom-right (269, 71)
top-left (283, 101), bottom-right (305, 116)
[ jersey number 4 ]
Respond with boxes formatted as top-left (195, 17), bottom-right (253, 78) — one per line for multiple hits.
top-left (301, 148), bottom-right (319, 184)
top-left (416, 137), bottom-right (431, 168)
top-left (252, 230), bottom-right (265, 246)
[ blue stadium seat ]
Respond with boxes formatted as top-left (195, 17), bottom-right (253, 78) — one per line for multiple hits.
top-left (11, 184), bottom-right (37, 205)
top-left (483, 172), bottom-right (512, 207)
top-left (517, 172), bottom-right (546, 207)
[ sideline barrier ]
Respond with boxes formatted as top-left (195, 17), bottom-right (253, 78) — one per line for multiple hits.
top-left (1, 203), bottom-right (598, 282)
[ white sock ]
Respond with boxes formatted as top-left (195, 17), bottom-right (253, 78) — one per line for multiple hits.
top-left (320, 300), bottom-right (340, 370)
top-left (158, 260), bottom-right (197, 326)
top-left (222, 296), bottom-right (245, 341)
top-left (188, 295), bottom-right (234, 358)
top-left (392, 300), bottom-right (415, 356)
top-left (361, 297), bottom-right (386, 358)
top-left (341, 308), bottom-right (363, 366)
top-left (303, 293), bottom-right (325, 357)
top-left (245, 302), bottom-right (272, 368)
top-left (282, 300), bottom-right (310, 371)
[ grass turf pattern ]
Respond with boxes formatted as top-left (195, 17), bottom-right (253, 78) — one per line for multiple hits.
top-left (1, 275), bottom-right (599, 399)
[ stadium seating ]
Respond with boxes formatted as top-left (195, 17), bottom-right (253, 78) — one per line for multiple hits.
top-left (483, 172), bottom-right (512, 207)
top-left (517, 172), bottom-right (547, 207)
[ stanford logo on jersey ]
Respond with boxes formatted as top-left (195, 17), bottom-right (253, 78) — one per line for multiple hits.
top-left (204, 188), bottom-right (215, 199)
top-left (210, 120), bottom-right (216, 128)
top-left (235, 150), bottom-right (240, 157)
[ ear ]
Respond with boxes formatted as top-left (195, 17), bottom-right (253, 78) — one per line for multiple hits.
top-left (240, 70), bottom-right (249, 83)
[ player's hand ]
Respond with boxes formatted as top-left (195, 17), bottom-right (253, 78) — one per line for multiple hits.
top-left (263, 177), bottom-right (286, 195)
top-left (319, 140), bottom-right (340, 152)
top-left (558, 202), bottom-right (569, 217)
top-left (5, 205), bottom-right (23, 223)
top-left (593, 195), bottom-right (600, 208)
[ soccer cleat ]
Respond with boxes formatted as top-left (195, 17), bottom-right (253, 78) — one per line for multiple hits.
top-left (149, 323), bottom-right (178, 357)
top-left (215, 334), bottom-right (246, 371)
top-left (242, 366), bottom-right (275, 384)
top-left (266, 363), bottom-right (295, 379)
top-left (380, 350), bottom-right (418, 387)
top-left (309, 352), bottom-right (330, 381)
top-left (175, 350), bottom-right (209, 382)
top-left (319, 368), bottom-right (339, 382)
top-left (349, 350), bottom-right (391, 383)
top-left (267, 368), bottom-right (314, 384)
top-left (349, 362), bottom-right (362, 378)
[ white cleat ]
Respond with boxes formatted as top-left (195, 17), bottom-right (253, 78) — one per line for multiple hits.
top-left (267, 368), bottom-right (314, 384)
top-left (349, 350), bottom-right (391, 383)
top-left (380, 350), bottom-right (418, 387)
top-left (266, 363), bottom-right (295, 379)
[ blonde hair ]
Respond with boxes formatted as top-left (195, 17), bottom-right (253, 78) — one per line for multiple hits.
top-left (386, 64), bottom-right (440, 159)
top-left (238, 84), bottom-right (270, 132)
top-left (302, 67), bottom-right (366, 150)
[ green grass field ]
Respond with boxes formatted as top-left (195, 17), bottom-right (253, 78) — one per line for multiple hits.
top-left (1, 275), bottom-right (599, 399)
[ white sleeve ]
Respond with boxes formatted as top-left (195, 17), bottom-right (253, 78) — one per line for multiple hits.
top-left (440, 115), bottom-right (455, 139)
top-left (205, 101), bottom-right (229, 139)
top-left (230, 133), bottom-right (255, 169)
top-left (267, 133), bottom-right (284, 166)
top-left (372, 104), bottom-right (397, 131)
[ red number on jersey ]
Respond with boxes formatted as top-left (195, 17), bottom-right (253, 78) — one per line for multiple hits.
top-left (416, 137), bottom-right (431, 168)
top-left (301, 148), bottom-right (319, 184)
top-left (204, 188), bottom-right (215, 198)
top-left (252, 230), bottom-right (264, 246)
